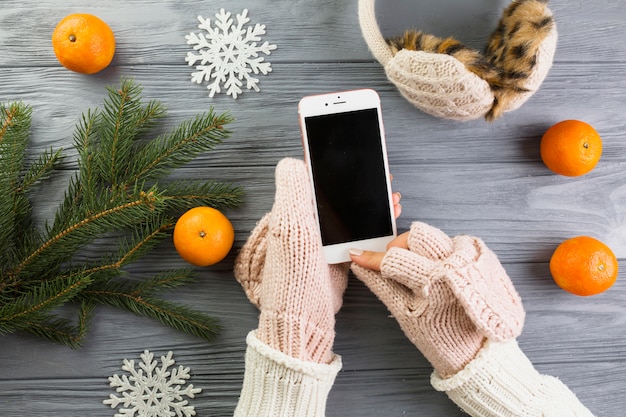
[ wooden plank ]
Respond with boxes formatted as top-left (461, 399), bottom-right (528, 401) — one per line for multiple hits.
top-left (1, 0), bottom-right (625, 416)
top-left (0, 271), bottom-right (623, 416)
top-left (2, 62), bottom-right (626, 168)
top-left (22, 156), bottom-right (626, 262)
top-left (0, 0), bottom-right (624, 67)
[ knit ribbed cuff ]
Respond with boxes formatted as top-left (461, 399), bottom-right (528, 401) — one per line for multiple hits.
top-left (431, 340), bottom-right (595, 417)
top-left (234, 330), bottom-right (342, 417)
top-left (258, 311), bottom-right (335, 364)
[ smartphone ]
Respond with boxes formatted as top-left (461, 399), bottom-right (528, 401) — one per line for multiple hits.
top-left (298, 89), bottom-right (397, 264)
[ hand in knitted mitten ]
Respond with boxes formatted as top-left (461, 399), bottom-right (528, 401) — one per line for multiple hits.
top-left (234, 158), bottom-right (348, 364)
top-left (351, 222), bottom-right (525, 378)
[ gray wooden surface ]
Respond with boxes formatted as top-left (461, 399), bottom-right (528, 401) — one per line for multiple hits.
top-left (1, 0), bottom-right (625, 416)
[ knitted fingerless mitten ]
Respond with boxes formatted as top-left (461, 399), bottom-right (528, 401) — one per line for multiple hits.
top-left (234, 158), bottom-right (347, 364)
top-left (352, 222), bottom-right (525, 378)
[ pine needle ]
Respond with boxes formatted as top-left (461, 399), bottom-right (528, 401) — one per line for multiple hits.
top-left (81, 271), bottom-right (220, 341)
top-left (0, 274), bottom-right (93, 334)
top-left (0, 79), bottom-right (243, 347)
top-left (162, 179), bottom-right (244, 212)
top-left (126, 110), bottom-right (234, 185)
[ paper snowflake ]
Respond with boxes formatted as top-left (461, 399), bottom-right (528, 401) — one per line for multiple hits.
top-left (103, 350), bottom-right (202, 417)
top-left (185, 9), bottom-right (277, 99)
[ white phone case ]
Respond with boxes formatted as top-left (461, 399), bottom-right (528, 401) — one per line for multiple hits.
top-left (298, 89), bottom-right (397, 264)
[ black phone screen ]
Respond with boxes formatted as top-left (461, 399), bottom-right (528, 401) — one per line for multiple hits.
top-left (304, 108), bottom-right (393, 246)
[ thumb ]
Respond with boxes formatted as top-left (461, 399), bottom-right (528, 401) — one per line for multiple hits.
top-left (273, 158), bottom-right (315, 218)
top-left (349, 248), bottom-right (385, 271)
top-left (350, 262), bottom-right (414, 318)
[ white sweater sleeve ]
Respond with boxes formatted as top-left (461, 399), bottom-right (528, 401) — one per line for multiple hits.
top-left (234, 330), bottom-right (342, 417)
top-left (431, 339), bottom-right (595, 417)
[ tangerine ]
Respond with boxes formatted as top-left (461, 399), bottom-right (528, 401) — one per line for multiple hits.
top-left (52, 13), bottom-right (116, 74)
top-left (540, 120), bottom-right (602, 177)
top-left (549, 236), bottom-right (618, 296)
top-left (173, 207), bottom-right (235, 267)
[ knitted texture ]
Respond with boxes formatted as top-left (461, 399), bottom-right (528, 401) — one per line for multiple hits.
top-left (385, 50), bottom-right (495, 121)
top-left (234, 330), bottom-right (342, 417)
top-left (234, 212), bottom-right (270, 309)
top-left (357, 0), bottom-right (393, 66)
top-left (431, 339), bottom-right (595, 417)
top-left (351, 222), bottom-right (525, 378)
top-left (357, 0), bottom-right (557, 121)
top-left (234, 158), bottom-right (348, 364)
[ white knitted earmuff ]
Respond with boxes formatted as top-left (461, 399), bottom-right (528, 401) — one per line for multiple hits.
top-left (358, 0), bottom-right (558, 122)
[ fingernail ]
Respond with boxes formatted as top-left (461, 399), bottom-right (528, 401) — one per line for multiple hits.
top-left (349, 248), bottom-right (363, 257)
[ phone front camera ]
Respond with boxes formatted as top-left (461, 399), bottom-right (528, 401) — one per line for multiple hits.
top-left (325, 103), bottom-right (328, 106)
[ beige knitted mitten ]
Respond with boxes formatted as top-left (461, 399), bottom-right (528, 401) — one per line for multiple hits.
top-left (234, 158), bottom-right (348, 364)
top-left (351, 221), bottom-right (525, 378)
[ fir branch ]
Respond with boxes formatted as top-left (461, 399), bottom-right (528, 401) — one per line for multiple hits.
top-left (0, 274), bottom-right (92, 334)
top-left (96, 80), bottom-right (167, 188)
top-left (10, 188), bottom-right (164, 280)
top-left (87, 269), bottom-right (196, 297)
top-left (161, 179), bottom-right (244, 213)
top-left (17, 147), bottom-right (63, 194)
top-left (130, 269), bottom-right (197, 294)
top-left (129, 97), bottom-right (167, 138)
top-left (61, 218), bottom-right (173, 282)
top-left (0, 103), bottom-right (30, 190)
top-left (109, 79), bottom-right (167, 137)
top-left (125, 110), bottom-right (234, 186)
top-left (0, 102), bottom-right (32, 269)
top-left (22, 301), bottom-right (96, 348)
top-left (10, 147), bottom-right (62, 251)
top-left (81, 272), bottom-right (220, 341)
top-left (0, 101), bottom-right (31, 147)
top-left (97, 80), bottom-right (144, 187)
top-left (93, 219), bottom-right (173, 274)
top-left (73, 109), bottom-right (100, 202)
top-left (1, 80), bottom-right (241, 347)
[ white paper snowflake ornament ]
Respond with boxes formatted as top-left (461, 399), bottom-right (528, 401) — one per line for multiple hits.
top-left (104, 350), bottom-right (202, 417)
top-left (185, 9), bottom-right (277, 99)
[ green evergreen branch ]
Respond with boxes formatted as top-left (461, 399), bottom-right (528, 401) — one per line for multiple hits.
top-left (1, 104), bottom-right (30, 189)
top-left (97, 80), bottom-right (143, 188)
top-left (85, 269), bottom-right (195, 297)
top-left (22, 301), bottom-right (96, 348)
top-left (0, 274), bottom-right (92, 334)
top-left (95, 80), bottom-right (167, 189)
top-left (10, 189), bottom-right (164, 280)
top-left (162, 180), bottom-right (244, 212)
top-left (17, 147), bottom-right (63, 194)
top-left (81, 274), bottom-right (220, 342)
top-left (130, 269), bottom-right (196, 294)
top-left (74, 110), bottom-right (100, 201)
top-left (0, 102), bottom-right (32, 273)
top-left (1, 102), bottom-right (31, 145)
top-left (128, 97), bottom-right (167, 138)
top-left (11, 147), bottom-right (62, 250)
top-left (61, 219), bottom-right (173, 282)
top-left (126, 110), bottom-right (234, 185)
top-left (0, 79), bottom-right (242, 347)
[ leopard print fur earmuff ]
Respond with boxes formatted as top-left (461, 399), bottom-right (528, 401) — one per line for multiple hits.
top-left (359, 0), bottom-right (558, 121)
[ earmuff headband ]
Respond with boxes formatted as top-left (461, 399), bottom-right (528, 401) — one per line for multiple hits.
top-left (358, 0), bottom-right (394, 66)
top-left (358, 0), bottom-right (557, 122)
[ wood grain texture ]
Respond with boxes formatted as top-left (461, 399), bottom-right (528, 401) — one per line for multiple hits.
top-left (1, 0), bottom-right (625, 416)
